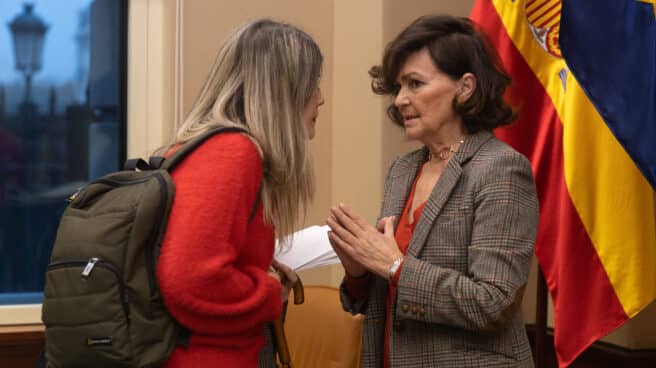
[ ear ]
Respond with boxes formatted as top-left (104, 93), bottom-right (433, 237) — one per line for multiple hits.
top-left (457, 73), bottom-right (476, 103)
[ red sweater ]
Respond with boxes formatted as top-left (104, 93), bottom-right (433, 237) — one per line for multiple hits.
top-left (157, 133), bottom-right (282, 367)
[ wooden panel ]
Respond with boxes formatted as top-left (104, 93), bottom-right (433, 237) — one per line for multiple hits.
top-left (0, 329), bottom-right (44, 368)
top-left (526, 324), bottom-right (656, 367)
top-left (1, 324), bottom-right (655, 367)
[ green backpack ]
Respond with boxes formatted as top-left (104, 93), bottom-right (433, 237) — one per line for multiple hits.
top-left (42, 127), bottom-right (256, 368)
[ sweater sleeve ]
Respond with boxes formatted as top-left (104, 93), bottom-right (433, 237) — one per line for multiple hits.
top-left (157, 133), bottom-right (282, 337)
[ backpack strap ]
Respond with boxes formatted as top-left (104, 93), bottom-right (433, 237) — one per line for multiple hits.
top-left (123, 158), bottom-right (152, 171)
top-left (176, 327), bottom-right (191, 348)
top-left (161, 126), bottom-right (263, 223)
top-left (160, 126), bottom-right (250, 171)
top-left (148, 156), bottom-right (166, 169)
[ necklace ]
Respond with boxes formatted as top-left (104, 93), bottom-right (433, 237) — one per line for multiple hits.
top-left (428, 138), bottom-right (465, 161)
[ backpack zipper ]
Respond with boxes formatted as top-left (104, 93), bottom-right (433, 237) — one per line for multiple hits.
top-left (93, 177), bottom-right (151, 186)
top-left (145, 173), bottom-right (167, 297)
top-left (48, 258), bottom-right (130, 319)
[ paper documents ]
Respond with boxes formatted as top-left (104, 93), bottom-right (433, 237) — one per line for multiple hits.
top-left (274, 225), bottom-right (340, 271)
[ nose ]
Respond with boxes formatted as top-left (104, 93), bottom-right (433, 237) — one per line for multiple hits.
top-left (317, 88), bottom-right (325, 106)
top-left (394, 87), bottom-right (409, 108)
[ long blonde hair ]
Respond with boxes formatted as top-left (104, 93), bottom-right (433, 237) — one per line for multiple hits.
top-left (173, 19), bottom-right (321, 245)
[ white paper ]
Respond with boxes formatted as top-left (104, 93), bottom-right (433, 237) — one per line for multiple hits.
top-left (274, 225), bottom-right (340, 271)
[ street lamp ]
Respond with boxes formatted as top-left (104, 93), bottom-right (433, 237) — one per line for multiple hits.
top-left (8, 3), bottom-right (48, 107)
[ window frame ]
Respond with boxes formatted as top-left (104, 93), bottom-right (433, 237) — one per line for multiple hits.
top-left (0, 0), bottom-right (178, 327)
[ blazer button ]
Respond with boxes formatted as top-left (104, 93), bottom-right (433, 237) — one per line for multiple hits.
top-left (411, 306), bottom-right (418, 315)
top-left (401, 304), bottom-right (409, 313)
top-left (419, 307), bottom-right (425, 316)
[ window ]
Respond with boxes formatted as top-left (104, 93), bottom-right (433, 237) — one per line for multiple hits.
top-left (0, 0), bottom-right (127, 305)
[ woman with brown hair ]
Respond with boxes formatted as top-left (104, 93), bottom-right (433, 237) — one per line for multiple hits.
top-left (327, 15), bottom-right (538, 367)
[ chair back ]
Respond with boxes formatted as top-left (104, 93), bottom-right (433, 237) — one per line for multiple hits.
top-left (284, 285), bottom-right (363, 368)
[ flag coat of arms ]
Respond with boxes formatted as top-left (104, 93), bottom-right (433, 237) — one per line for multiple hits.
top-left (471, 0), bottom-right (656, 366)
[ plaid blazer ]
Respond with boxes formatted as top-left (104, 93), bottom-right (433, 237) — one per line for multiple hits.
top-left (341, 131), bottom-right (538, 368)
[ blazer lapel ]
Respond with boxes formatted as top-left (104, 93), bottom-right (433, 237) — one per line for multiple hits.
top-left (382, 149), bottom-right (426, 224)
top-left (406, 159), bottom-right (462, 257)
top-left (406, 131), bottom-right (494, 257)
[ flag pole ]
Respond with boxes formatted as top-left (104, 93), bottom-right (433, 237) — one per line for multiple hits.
top-left (535, 266), bottom-right (549, 367)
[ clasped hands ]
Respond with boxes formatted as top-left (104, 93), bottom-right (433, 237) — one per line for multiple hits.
top-left (325, 203), bottom-right (403, 280)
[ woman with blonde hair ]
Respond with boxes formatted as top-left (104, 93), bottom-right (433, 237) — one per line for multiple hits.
top-left (157, 19), bottom-right (324, 367)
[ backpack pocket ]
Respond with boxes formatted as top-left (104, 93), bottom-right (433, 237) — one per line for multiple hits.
top-left (43, 258), bottom-right (134, 368)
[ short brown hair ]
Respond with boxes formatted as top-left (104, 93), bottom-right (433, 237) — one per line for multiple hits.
top-left (370, 15), bottom-right (515, 133)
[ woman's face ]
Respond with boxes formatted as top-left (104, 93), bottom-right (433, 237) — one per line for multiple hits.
top-left (302, 88), bottom-right (324, 140)
top-left (393, 48), bottom-right (463, 142)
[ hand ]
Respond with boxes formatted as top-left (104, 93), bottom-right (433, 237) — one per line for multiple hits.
top-left (377, 216), bottom-right (394, 232)
top-left (326, 204), bottom-right (403, 279)
top-left (271, 259), bottom-right (298, 303)
top-left (327, 229), bottom-right (368, 278)
top-left (326, 214), bottom-right (394, 278)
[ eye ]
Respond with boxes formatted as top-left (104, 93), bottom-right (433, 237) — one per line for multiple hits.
top-left (408, 79), bottom-right (424, 89)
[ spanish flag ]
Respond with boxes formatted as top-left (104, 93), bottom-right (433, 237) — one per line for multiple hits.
top-left (470, 0), bottom-right (656, 366)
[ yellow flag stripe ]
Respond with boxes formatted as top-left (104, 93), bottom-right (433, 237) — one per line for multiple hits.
top-left (492, 0), bottom-right (656, 317)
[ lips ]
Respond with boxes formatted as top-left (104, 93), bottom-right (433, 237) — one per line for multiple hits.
top-left (403, 115), bottom-right (419, 125)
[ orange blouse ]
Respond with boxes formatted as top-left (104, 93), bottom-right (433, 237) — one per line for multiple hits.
top-left (384, 168), bottom-right (426, 368)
